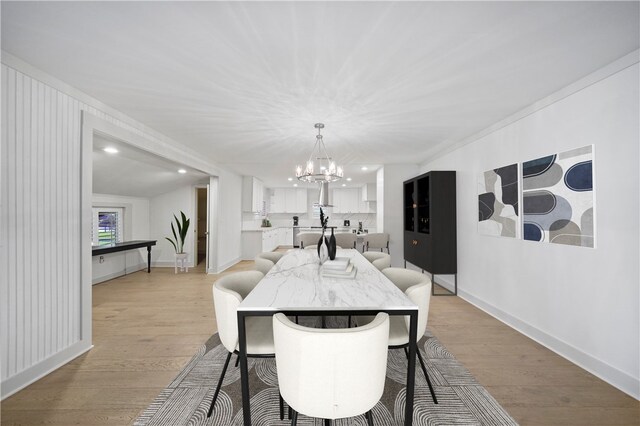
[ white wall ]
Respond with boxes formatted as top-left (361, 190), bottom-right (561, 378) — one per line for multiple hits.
top-left (149, 186), bottom-right (196, 266)
top-left (91, 194), bottom-right (150, 283)
top-left (378, 164), bottom-right (419, 267)
top-left (213, 169), bottom-right (243, 272)
top-left (419, 61), bottom-right (639, 398)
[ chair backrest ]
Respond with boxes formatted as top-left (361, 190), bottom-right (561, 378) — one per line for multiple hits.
top-left (256, 251), bottom-right (283, 264)
top-left (334, 232), bottom-right (357, 249)
top-left (382, 267), bottom-right (431, 338)
top-left (363, 233), bottom-right (389, 250)
top-left (212, 271), bottom-right (264, 353)
top-left (362, 251), bottom-right (391, 271)
top-left (273, 312), bottom-right (389, 420)
top-left (298, 232), bottom-right (321, 248)
top-left (254, 257), bottom-right (275, 275)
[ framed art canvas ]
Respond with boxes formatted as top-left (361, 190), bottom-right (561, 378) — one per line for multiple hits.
top-left (478, 163), bottom-right (519, 238)
top-left (522, 145), bottom-right (594, 248)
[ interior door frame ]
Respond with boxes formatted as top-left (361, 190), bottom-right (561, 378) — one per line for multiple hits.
top-left (81, 111), bottom-right (219, 346)
top-left (194, 184), bottom-right (210, 271)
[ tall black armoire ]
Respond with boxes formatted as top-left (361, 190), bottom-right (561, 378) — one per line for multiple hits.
top-left (403, 171), bottom-right (457, 295)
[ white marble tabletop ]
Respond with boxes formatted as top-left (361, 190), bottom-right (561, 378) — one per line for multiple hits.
top-left (239, 249), bottom-right (417, 312)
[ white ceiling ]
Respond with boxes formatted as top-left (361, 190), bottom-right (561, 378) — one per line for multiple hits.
top-left (93, 134), bottom-right (209, 198)
top-left (2, 2), bottom-right (638, 188)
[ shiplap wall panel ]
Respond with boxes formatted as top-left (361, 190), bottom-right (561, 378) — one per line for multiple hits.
top-left (1, 65), bottom-right (82, 380)
top-left (1, 61), bottom-right (219, 397)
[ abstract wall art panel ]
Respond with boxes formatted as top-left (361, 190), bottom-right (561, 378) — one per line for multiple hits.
top-left (478, 163), bottom-right (519, 238)
top-left (522, 145), bottom-right (594, 248)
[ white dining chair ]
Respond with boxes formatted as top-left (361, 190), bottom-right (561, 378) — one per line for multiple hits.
top-left (254, 256), bottom-right (275, 275)
top-left (362, 251), bottom-right (391, 271)
top-left (273, 312), bottom-right (390, 425)
top-left (357, 267), bottom-right (438, 404)
top-left (362, 233), bottom-right (390, 254)
top-left (208, 271), bottom-right (284, 417)
top-left (334, 232), bottom-right (357, 249)
top-left (256, 251), bottom-right (284, 264)
top-left (298, 232), bottom-right (321, 249)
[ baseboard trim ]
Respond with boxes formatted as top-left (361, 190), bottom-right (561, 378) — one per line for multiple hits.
top-left (152, 261), bottom-right (178, 267)
top-left (92, 263), bottom-right (145, 285)
top-left (1, 340), bottom-right (93, 400)
top-left (458, 288), bottom-right (640, 400)
top-left (215, 258), bottom-right (241, 274)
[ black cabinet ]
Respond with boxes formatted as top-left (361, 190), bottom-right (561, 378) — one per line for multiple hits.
top-left (403, 171), bottom-right (457, 293)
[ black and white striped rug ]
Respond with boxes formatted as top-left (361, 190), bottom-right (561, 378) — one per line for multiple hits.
top-left (134, 317), bottom-right (518, 425)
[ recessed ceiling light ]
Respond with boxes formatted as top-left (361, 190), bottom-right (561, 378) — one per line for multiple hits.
top-left (346, 177), bottom-right (352, 181)
top-left (320, 166), bottom-right (326, 171)
top-left (361, 166), bottom-right (368, 171)
top-left (342, 183), bottom-right (346, 187)
top-left (293, 183), bottom-right (298, 187)
top-left (287, 177), bottom-right (293, 181)
top-left (103, 147), bottom-right (118, 154)
top-left (178, 169), bottom-right (187, 174)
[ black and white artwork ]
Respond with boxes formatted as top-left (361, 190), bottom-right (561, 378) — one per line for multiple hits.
top-left (478, 163), bottom-right (519, 238)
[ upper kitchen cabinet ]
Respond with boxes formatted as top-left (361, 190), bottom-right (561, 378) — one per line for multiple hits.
top-left (242, 176), bottom-right (264, 213)
top-left (332, 187), bottom-right (374, 214)
top-left (361, 183), bottom-right (376, 202)
top-left (270, 188), bottom-right (307, 213)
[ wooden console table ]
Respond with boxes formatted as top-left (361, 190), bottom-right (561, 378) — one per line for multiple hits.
top-left (91, 240), bottom-right (157, 273)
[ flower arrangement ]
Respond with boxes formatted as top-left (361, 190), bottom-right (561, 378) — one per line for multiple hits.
top-left (319, 207), bottom-right (329, 231)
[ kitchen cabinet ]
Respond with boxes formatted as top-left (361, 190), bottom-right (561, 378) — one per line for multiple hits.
top-left (361, 183), bottom-right (376, 202)
top-left (283, 228), bottom-right (293, 246)
top-left (242, 227), bottom-right (292, 260)
top-left (332, 188), bottom-right (373, 214)
top-left (242, 176), bottom-right (264, 213)
top-left (270, 188), bottom-right (307, 213)
top-left (403, 171), bottom-right (457, 291)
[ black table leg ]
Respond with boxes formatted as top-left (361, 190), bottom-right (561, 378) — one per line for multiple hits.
top-left (147, 246), bottom-right (152, 273)
top-left (405, 310), bottom-right (418, 426)
top-left (238, 312), bottom-right (252, 425)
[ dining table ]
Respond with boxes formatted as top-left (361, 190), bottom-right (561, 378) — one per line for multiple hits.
top-left (236, 248), bottom-right (420, 425)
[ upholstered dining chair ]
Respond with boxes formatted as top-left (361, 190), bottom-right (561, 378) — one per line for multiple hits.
top-left (208, 271), bottom-right (285, 417)
top-left (273, 312), bottom-right (390, 425)
top-left (362, 251), bottom-right (391, 271)
top-left (298, 232), bottom-right (321, 249)
top-left (256, 251), bottom-right (284, 264)
top-left (254, 256), bottom-right (275, 275)
top-left (334, 232), bottom-right (357, 249)
top-left (356, 267), bottom-right (438, 404)
top-left (362, 233), bottom-right (390, 253)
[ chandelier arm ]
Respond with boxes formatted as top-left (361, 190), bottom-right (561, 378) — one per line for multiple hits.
top-left (306, 137), bottom-right (320, 166)
top-left (319, 139), bottom-right (332, 169)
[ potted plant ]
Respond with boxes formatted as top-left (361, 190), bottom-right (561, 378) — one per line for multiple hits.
top-left (166, 211), bottom-right (191, 272)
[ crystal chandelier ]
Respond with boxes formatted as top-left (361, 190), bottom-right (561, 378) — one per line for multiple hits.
top-left (295, 123), bottom-right (343, 182)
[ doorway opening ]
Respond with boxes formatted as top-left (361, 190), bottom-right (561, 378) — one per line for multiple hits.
top-left (195, 187), bottom-right (209, 267)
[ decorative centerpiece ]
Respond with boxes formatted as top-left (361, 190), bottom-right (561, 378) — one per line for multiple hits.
top-left (317, 207), bottom-right (330, 264)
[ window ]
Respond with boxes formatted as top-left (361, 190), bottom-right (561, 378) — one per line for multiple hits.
top-left (92, 207), bottom-right (123, 246)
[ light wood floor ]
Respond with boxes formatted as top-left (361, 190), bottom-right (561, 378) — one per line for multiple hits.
top-left (2, 256), bottom-right (638, 425)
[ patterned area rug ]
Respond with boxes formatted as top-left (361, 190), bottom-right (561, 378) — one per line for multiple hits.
top-left (134, 317), bottom-right (517, 425)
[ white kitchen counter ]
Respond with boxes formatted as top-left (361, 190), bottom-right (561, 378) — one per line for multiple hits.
top-left (241, 227), bottom-right (293, 259)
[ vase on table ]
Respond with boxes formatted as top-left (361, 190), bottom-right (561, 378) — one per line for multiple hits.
top-left (328, 227), bottom-right (337, 260)
top-left (317, 231), bottom-right (329, 265)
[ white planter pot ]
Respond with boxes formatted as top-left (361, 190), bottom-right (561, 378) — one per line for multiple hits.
top-left (175, 252), bottom-right (189, 273)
